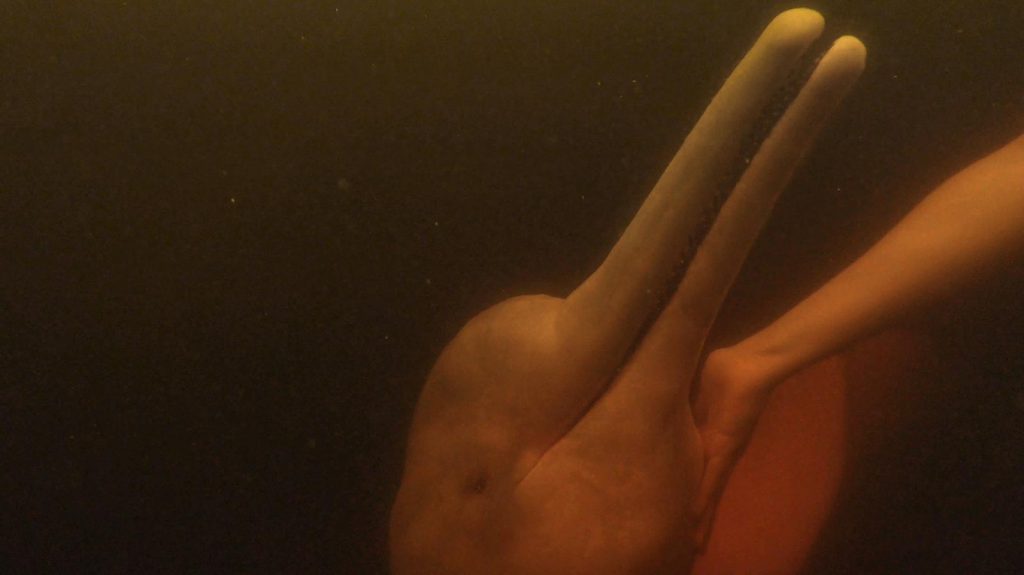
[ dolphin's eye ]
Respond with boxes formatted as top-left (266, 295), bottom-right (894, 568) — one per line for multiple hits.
top-left (464, 471), bottom-right (489, 495)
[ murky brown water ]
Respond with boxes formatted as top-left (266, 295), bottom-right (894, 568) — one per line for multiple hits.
top-left (1, 1), bottom-right (1022, 573)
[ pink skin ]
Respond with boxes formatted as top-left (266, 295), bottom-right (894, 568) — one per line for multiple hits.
top-left (389, 9), bottom-right (866, 575)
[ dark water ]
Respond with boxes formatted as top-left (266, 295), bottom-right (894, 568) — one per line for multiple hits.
top-left (1, 1), bottom-right (1022, 573)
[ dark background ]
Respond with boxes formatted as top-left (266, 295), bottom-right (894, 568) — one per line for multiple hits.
top-left (1, 1), bottom-right (1022, 573)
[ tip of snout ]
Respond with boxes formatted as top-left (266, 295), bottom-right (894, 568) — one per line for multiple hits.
top-left (830, 35), bottom-right (868, 71)
top-left (765, 9), bottom-right (826, 52)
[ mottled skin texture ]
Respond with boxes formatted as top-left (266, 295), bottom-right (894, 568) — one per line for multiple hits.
top-left (390, 9), bottom-right (867, 575)
top-left (390, 295), bottom-right (703, 575)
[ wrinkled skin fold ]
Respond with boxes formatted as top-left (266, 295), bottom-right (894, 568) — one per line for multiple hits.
top-left (389, 9), bottom-right (866, 575)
